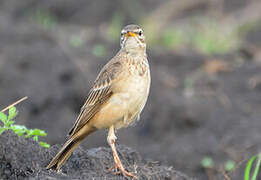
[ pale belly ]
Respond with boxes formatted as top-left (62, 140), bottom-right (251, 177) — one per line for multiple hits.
top-left (91, 72), bottom-right (150, 130)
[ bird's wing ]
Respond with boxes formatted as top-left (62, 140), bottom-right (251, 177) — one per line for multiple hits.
top-left (68, 58), bottom-right (123, 136)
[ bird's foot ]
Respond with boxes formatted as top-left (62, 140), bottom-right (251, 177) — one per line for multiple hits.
top-left (108, 164), bottom-right (137, 179)
top-left (107, 126), bottom-right (137, 179)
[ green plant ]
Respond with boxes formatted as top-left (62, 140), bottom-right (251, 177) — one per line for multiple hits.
top-left (201, 156), bottom-right (214, 168)
top-left (201, 156), bottom-right (237, 179)
top-left (244, 153), bottom-right (261, 180)
top-left (0, 106), bottom-right (50, 148)
top-left (201, 154), bottom-right (261, 179)
top-left (92, 44), bottom-right (106, 57)
top-left (224, 160), bottom-right (236, 172)
top-left (161, 29), bottom-right (184, 49)
top-left (70, 35), bottom-right (84, 48)
top-left (34, 9), bottom-right (57, 29)
top-left (146, 16), bottom-right (239, 55)
top-left (107, 13), bottom-right (124, 42)
top-left (191, 24), bottom-right (236, 55)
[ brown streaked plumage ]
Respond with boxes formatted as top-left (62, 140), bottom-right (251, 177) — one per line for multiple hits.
top-left (46, 24), bottom-right (151, 179)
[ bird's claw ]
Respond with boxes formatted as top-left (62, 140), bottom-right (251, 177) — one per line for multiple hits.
top-left (108, 164), bottom-right (137, 179)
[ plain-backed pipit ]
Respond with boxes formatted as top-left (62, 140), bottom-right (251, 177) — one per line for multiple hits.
top-left (46, 24), bottom-right (151, 178)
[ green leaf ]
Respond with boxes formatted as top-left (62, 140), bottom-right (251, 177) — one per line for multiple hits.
top-left (31, 129), bottom-right (41, 135)
top-left (38, 130), bottom-right (47, 137)
top-left (10, 125), bottom-right (27, 136)
top-left (11, 125), bottom-right (26, 130)
top-left (0, 127), bottom-right (5, 134)
top-left (39, 141), bottom-right (50, 148)
top-left (25, 129), bottom-right (33, 138)
top-left (8, 106), bottom-right (17, 120)
top-left (225, 160), bottom-right (235, 171)
top-left (201, 156), bottom-right (214, 168)
top-left (1, 106), bottom-right (50, 150)
top-left (5, 120), bottom-right (14, 127)
top-left (1, 107), bottom-right (50, 149)
top-left (17, 131), bottom-right (25, 136)
top-left (245, 155), bottom-right (257, 180)
top-left (33, 136), bottom-right (38, 141)
top-left (30, 129), bottom-right (47, 136)
top-left (0, 112), bottom-right (7, 123)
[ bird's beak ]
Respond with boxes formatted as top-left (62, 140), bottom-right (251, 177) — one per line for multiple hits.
top-left (125, 32), bottom-right (136, 37)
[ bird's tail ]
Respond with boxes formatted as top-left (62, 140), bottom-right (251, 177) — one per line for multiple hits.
top-left (46, 125), bottom-right (96, 170)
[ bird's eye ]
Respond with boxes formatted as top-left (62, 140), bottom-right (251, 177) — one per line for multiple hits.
top-left (138, 31), bottom-right (142, 36)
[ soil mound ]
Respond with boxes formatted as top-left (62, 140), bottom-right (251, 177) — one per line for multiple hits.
top-left (0, 131), bottom-right (192, 180)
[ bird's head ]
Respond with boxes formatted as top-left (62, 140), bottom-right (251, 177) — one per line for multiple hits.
top-left (120, 24), bottom-right (146, 52)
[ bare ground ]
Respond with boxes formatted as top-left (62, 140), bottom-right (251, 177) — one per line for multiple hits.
top-left (1, 0), bottom-right (261, 179)
top-left (0, 131), bottom-right (192, 180)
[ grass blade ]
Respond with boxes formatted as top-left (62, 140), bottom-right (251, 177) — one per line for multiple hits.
top-left (251, 154), bottom-right (261, 180)
top-left (245, 155), bottom-right (257, 180)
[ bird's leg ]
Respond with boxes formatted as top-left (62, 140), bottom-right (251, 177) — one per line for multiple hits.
top-left (107, 125), bottom-right (137, 179)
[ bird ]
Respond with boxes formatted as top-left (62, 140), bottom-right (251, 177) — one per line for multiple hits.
top-left (46, 24), bottom-right (151, 178)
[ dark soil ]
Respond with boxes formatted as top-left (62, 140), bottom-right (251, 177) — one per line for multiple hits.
top-left (0, 131), bottom-right (191, 180)
top-left (1, 0), bottom-right (261, 180)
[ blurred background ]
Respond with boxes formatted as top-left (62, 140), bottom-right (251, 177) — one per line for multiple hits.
top-left (1, 0), bottom-right (261, 179)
